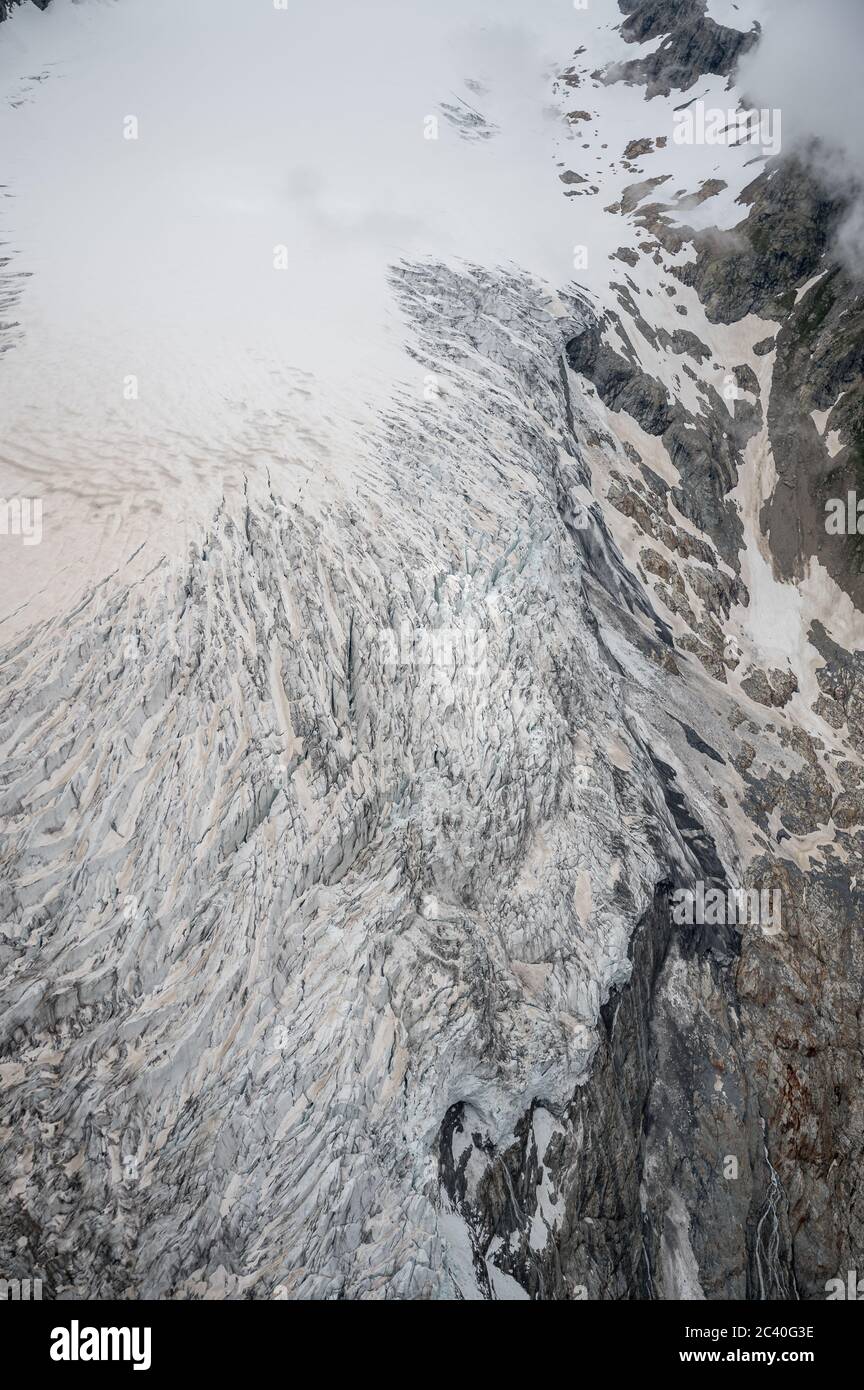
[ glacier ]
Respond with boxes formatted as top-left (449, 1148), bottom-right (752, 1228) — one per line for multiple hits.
top-left (1, 0), bottom-right (863, 1301)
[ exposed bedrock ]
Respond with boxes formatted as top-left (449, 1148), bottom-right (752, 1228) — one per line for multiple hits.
top-left (565, 315), bottom-right (746, 568)
top-left (439, 870), bottom-right (800, 1301)
top-left (614, 0), bottom-right (759, 98)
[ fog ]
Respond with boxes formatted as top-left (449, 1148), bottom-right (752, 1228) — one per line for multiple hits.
top-left (736, 0), bottom-right (864, 273)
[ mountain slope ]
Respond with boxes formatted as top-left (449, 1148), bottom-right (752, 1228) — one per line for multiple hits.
top-left (1, 0), bottom-right (862, 1300)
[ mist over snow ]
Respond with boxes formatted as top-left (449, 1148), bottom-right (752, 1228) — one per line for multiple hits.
top-left (735, 0), bottom-right (864, 274)
top-left (0, 0), bottom-right (597, 619)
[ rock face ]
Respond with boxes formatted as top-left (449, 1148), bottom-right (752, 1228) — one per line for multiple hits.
top-left (614, 0), bottom-right (759, 97)
top-left (566, 310), bottom-right (748, 570)
top-left (1, 0), bottom-right (863, 1302)
top-left (679, 160), bottom-right (845, 325)
top-left (762, 262), bottom-right (864, 608)
top-left (0, 1), bottom-right (50, 22)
